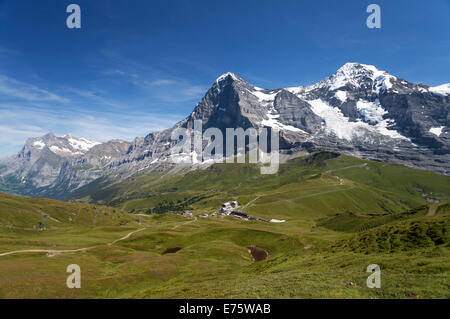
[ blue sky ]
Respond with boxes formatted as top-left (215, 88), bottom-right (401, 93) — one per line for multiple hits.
top-left (0, 0), bottom-right (449, 157)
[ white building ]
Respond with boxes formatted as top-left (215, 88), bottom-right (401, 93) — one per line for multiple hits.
top-left (220, 202), bottom-right (233, 215)
top-left (182, 211), bottom-right (193, 217)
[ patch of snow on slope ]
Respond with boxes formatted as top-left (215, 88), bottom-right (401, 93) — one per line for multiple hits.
top-left (285, 86), bottom-right (308, 95)
top-left (356, 99), bottom-right (387, 124)
top-left (250, 89), bottom-right (279, 102)
top-left (361, 63), bottom-right (395, 92)
top-left (33, 141), bottom-right (45, 149)
top-left (261, 107), bottom-right (306, 133)
top-left (49, 146), bottom-right (74, 155)
top-left (270, 219), bottom-right (285, 223)
top-left (68, 137), bottom-right (100, 152)
top-left (308, 99), bottom-right (408, 141)
top-left (334, 90), bottom-right (348, 102)
top-left (307, 99), bottom-right (356, 139)
top-left (429, 126), bottom-right (445, 137)
top-left (429, 83), bottom-right (450, 96)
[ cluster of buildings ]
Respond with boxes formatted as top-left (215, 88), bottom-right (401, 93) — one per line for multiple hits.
top-left (219, 201), bottom-right (270, 222)
top-left (180, 201), bottom-right (240, 218)
top-left (180, 200), bottom-right (284, 223)
top-left (182, 211), bottom-right (193, 217)
top-left (219, 201), bottom-right (239, 215)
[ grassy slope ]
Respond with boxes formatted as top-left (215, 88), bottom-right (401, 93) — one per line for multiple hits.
top-left (0, 193), bottom-right (140, 252)
top-left (79, 152), bottom-right (450, 220)
top-left (0, 152), bottom-right (449, 298)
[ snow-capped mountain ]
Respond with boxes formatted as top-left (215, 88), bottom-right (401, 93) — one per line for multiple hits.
top-left (0, 133), bottom-right (130, 193)
top-left (429, 83), bottom-right (450, 96)
top-left (28, 133), bottom-right (100, 157)
top-left (1, 62), bottom-right (448, 199)
top-left (87, 63), bottom-right (449, 179)
top-left (282, 63), bottom-right (449, 148)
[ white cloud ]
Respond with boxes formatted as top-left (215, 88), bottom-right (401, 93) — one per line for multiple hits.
top-left (99, 53), bottom-right (208, 103)
top-left (0, 104), bottom-right (184, 158)
top-left (0, 65), bottom-right (207, 157)
top-left (0, 75), bottom-right (69, 103)
top-left (151, 79), bottom-right (178, 86)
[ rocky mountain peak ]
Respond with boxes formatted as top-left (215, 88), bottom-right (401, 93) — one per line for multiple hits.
top-left (24, 133), bottom-right (100, 157)
top-left (212, 72), bottom-right (256, 93)
top-left (215, 72), bottom-right (240, 83)
top-left (321, 62), bottom-right (397, 93)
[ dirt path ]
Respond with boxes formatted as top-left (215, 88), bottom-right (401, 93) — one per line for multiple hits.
top-left (325, 163), bottom-right (368, 174)
top-left (244, 185), bottom-right (355, 209)
top-left (1, 214), bottom-right (203, 257)
top-left (241, 184), bottom-right (342, 211)
top-left (241, 163), bottom-right (363, 210)
top-left (0, 227), bottom-right (146, 258)
top-left (108, 228), bottom-right (145, 245)
top-left (426, 202), bottom-right (440, 217)
top-left (171, 217), bottom-right (197, 230)
top-left (0, 247), bottom-right (91, 257)
top-left (241, 196), bottom-right (261, 211)
top-left (47, 215), bottom-right (62, 223)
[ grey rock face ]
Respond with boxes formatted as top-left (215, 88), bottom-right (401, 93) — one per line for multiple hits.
top-left (0, 133), bottom-right (130, 196)
top-left (51, 140), bottom-right (131, 194)
top-left (1, 63), bottom-right (449, 199)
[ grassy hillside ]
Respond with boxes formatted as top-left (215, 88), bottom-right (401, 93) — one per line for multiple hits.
top-left (0, 206), bottom-right (448, 298)
top-left (332, 216), bottom-right (449, 253)
top-left (74, 152), bottom-right (450, 220)
top-left (0, 152), bottom-right (449, 298)
top-left (0, 192), bottom-right (132, 228)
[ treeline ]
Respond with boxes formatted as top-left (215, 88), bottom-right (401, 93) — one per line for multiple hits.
top-left (132, 194), bottom-right (213, 214)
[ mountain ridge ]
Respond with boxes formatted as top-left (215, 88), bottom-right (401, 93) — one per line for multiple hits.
top-left (1, 62), bottom-right (448, 199)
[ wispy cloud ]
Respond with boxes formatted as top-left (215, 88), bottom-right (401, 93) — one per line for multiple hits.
top-left (0, 52), bottom-right (209, 158)
top-left (63, 86), bottom-right (128, 110)
top-left (0, 103), bottom-right (184, 158)
top-left (0, 75), bottom-right (69, 103)
top-left (99, 48), bottom-right (208, 103)
top-left (151, 79), bottom-right (178, 86)
top-left (103, 69), bottom-right (138, 78)
top-left (102, 68), bottom-right (208, 103)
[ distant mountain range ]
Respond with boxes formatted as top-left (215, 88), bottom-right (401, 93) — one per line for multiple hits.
top-left (1, 62), bottom-right (448, 199)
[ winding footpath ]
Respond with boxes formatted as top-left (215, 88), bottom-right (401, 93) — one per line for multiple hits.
top-left (426, 202), bottom-right (441, 217)
top-left (241, 163), bottom-right (365, 210)
top-left (171, 217), bottom-right (197, 230)
top-left (0, 227), bottom-right (146, 258)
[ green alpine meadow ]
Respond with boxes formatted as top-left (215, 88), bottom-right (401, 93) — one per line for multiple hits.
top-left (0, 152), bottom-right (448, 298)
